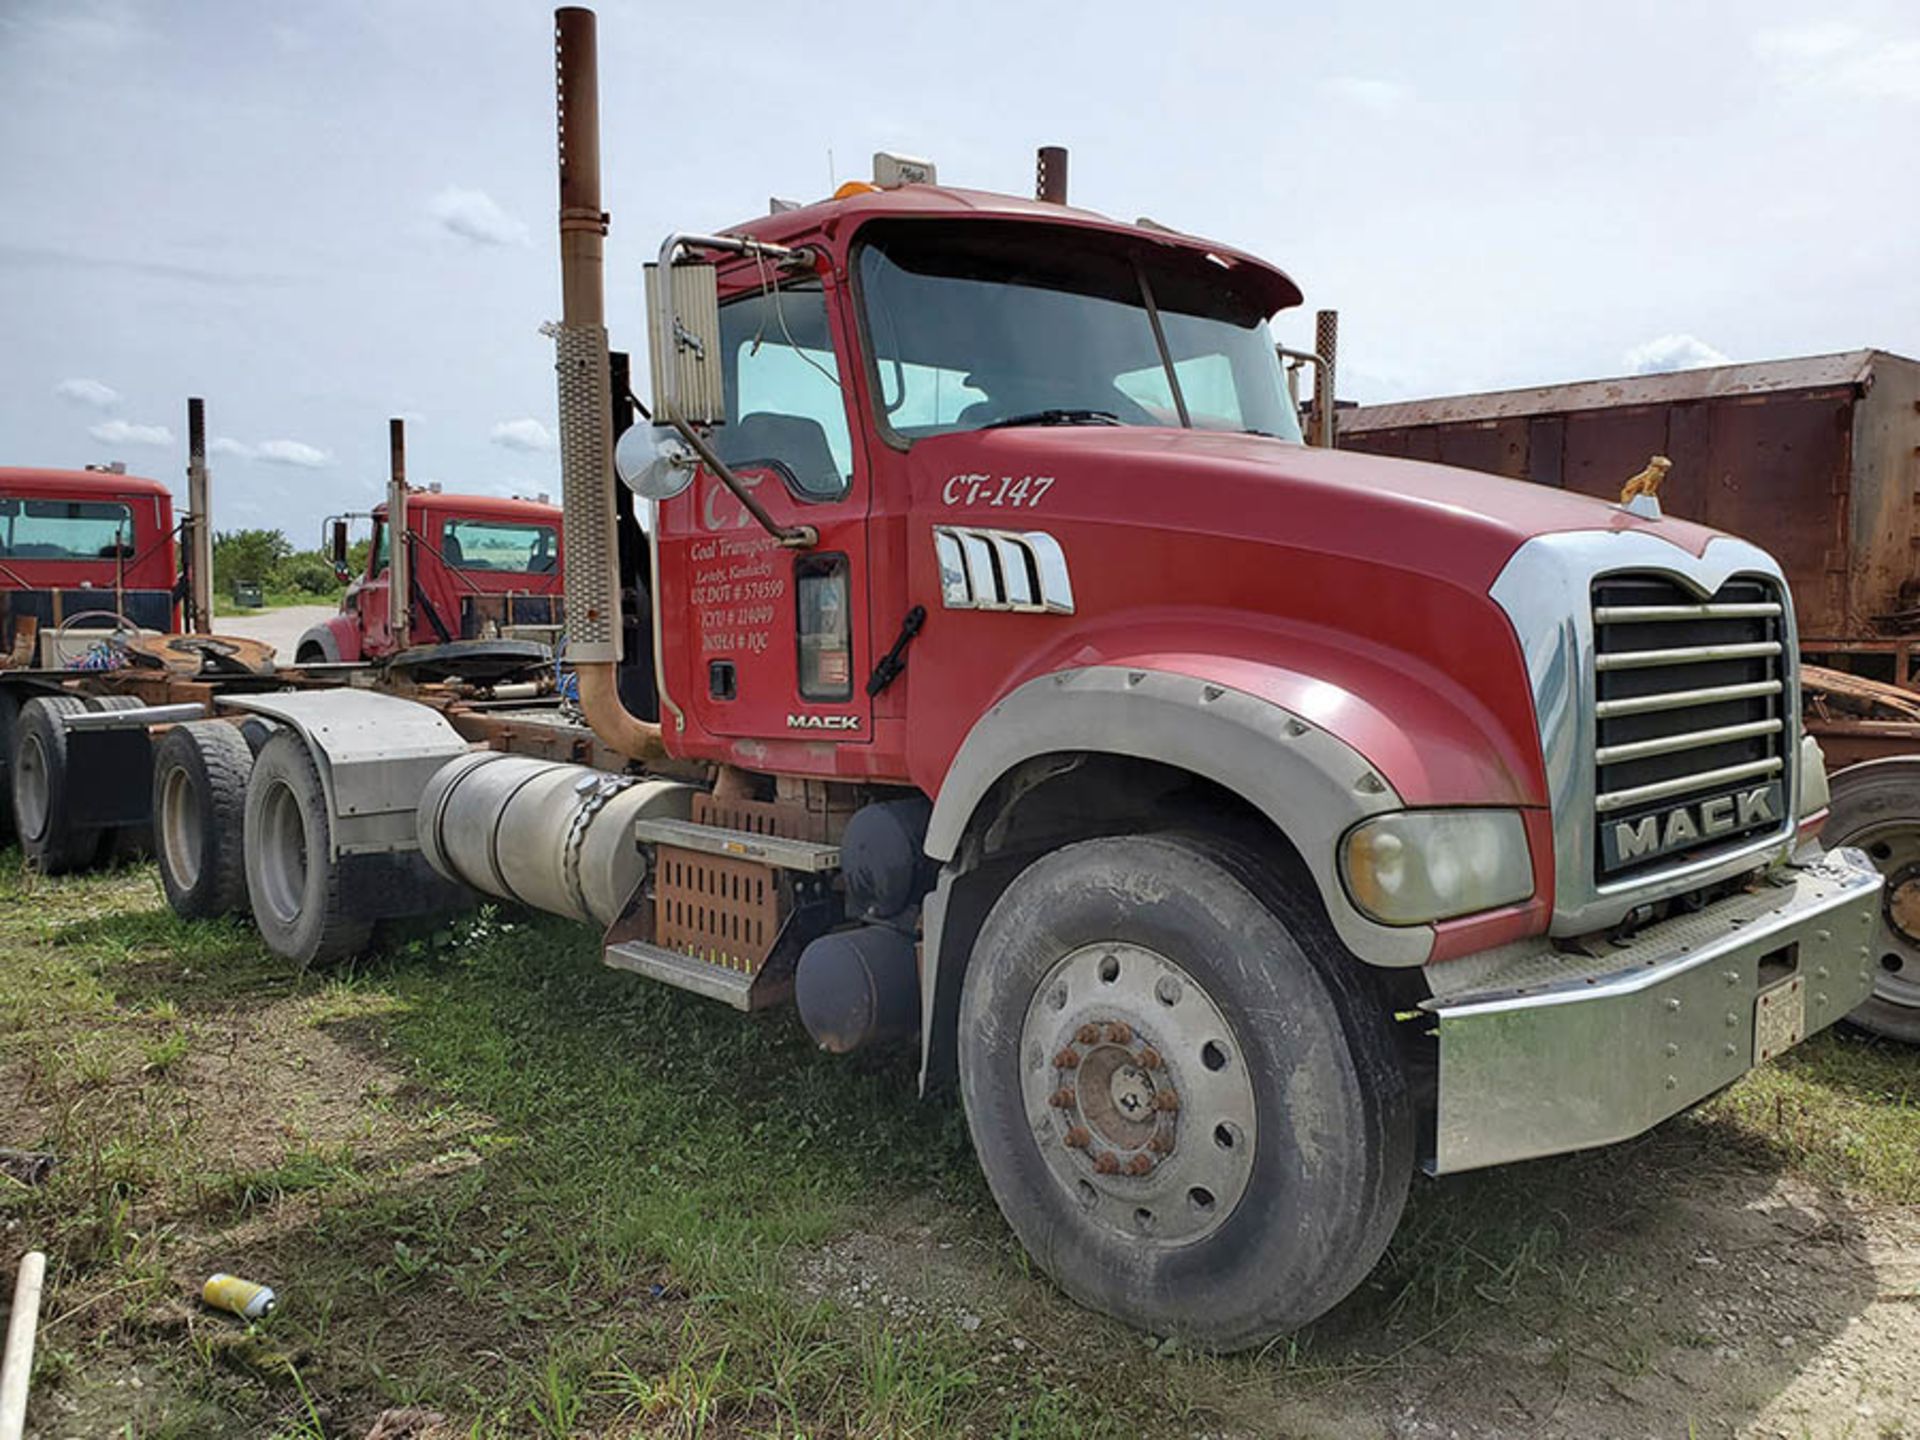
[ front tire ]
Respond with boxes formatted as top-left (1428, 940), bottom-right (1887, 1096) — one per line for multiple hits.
top-left (244, 729), bottom-right (372, 967)
top-left (957, 833), bottom-right (1412, 1349)
top-left (1825, 759), bottom-right (1920, 1043)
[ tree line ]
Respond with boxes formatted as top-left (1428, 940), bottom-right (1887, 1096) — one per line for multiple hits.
top-left (213, 528), bottom-right (371, 599)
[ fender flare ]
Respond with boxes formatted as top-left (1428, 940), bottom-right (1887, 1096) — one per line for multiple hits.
top-left (924, 664), bottom-right (1431, 967)
top-left (293, 622), bottom-right (346, 664)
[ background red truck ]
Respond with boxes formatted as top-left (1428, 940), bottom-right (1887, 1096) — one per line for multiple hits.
top-left (295, 489), bottom-right (566, 664)
top-left (0, 465), bottom-right (181, 663)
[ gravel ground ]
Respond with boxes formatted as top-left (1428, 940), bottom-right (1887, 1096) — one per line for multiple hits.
top-left (211, 603), bottom-right (339, 662)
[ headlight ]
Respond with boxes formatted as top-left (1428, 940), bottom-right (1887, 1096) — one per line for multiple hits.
top-left (1341, 809), bottom-right (1533, 926)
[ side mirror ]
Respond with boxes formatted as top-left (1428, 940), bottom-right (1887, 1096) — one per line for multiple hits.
top-left (644, 259), bottom-right (724, 427)
top-left (328, 518), bottom-right (351, 580)
top-left (615, 424), bottom-right (698, 501)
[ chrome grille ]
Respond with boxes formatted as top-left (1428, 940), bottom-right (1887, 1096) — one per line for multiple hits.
top-left (1591, 575), bottom-right (1790, 881)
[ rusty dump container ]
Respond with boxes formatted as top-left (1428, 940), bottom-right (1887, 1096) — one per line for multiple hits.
top-left (1341, 350), bottom-right (1920, 675)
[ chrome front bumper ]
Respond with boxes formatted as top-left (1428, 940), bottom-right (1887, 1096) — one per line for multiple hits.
top-left (1424, 847), bottom-right (1882, 1174)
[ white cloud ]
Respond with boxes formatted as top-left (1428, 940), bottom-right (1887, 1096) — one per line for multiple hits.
top-left (54, 377), bottom-right (120, 409)
top-left (1843, 39), bottom-right (1920, 100)
top-left (1321, 77), bottom-right (1410, 112)
top-left (489, 417), bottom-right (555, 452)
top-left (88, 418), bottom-right (173, 446)
top-left (255, 439), bottom-right (331, 468)
top-left (208, 436), bottom-right (255, 459)
top-left (1754, 24), bottom-right (1920, 101)
top-left (1753, 23), bottom-right (1863, 63)
top-left (428, 186), bottom-right (530, 246)
top-left (1624, 334), bottom-right (1731, 375)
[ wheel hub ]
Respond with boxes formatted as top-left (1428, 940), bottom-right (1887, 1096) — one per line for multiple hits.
top-left (1830, 816), bottom-right (1920, 1016)
top-left (1022, 943), bottom-right (1255, 1246)
top-left (1886, 871), bottom-right (1920, 946)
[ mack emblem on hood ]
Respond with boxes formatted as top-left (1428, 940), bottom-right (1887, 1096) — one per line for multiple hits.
top-left (787, 713), bottom-right (861, 731)
top-left (1602, 781), bottom-right (1784, 872)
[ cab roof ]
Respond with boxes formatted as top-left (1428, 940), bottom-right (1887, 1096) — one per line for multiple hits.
top-left (0, 466), bottom-right (173, 500)
top-left (382, 491), bottom-right (562, 523)
top-left (722, 183), bottom-right (1305, 316)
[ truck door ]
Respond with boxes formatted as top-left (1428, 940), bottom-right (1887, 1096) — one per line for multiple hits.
top-left (654, 272), bottom-right (872, 746)
top-left (357, 514), bottom-right (394, 655)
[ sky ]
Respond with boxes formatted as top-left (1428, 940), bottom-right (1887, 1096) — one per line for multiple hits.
top-left (2, 0), bottom-right (1917, 544)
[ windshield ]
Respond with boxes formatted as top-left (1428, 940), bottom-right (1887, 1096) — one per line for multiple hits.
top-left (0, 497), bottom-right (136, 560)
top-left (857, 221), bottom-right (1302, 443)
top-left (440, 518), bottom-right (559, 574)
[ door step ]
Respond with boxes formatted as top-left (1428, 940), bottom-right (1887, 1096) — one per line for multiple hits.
top-left (632, 816), bottom-right (840, 872)
top-left (604, 939), bottom-right (758, 1010)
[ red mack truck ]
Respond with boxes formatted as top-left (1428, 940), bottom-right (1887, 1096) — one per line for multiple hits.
top-left (119, 8), bottom-right (1884, 1348)
top-left (296, 488), bottom-right (565, 666)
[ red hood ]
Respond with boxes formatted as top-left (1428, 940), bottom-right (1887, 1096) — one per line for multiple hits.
top-left (898, 425), bottom-right (1738, 822)
top-left (912, 427), bottom-right (1720, 591)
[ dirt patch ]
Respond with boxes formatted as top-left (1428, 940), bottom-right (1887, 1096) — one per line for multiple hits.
top-left (798, 1154), bottom-right (1920, 1438)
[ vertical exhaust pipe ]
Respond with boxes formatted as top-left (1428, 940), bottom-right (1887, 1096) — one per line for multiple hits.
top-left (553, 6), bottom-right (664, 761)
top-left (387, 418), bottom-right (411, 644)
top-left (1312, 309), bottom-right (1338, 449)
top-left (1036, 145), bottom-right (1069, 204)
top-left (184, 397), bottom-right (213, 633)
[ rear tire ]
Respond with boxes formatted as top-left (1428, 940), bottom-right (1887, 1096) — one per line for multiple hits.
top-left (1825, 759), bottom-right (1920, 1044)
top-left (13, 695), bottom-right (104, 874)
top-left (154, 721), bottom-right (255, 918)
top-left (244, 729), bottom-right (373, 967)
top-left (0, 688), bottom-right (21, 844)
top-left (85, 695), bottom-right (152, 861)
top-left (956, 833), bottom-right (1412, 1349)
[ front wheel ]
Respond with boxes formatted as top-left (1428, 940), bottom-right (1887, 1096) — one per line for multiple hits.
top-left (957, 834), bottom-right (1412, 1349)
top-left (1825, 759), bottom-right (1920, 1043)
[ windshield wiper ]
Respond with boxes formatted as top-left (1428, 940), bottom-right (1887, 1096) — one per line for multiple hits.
top-left (981, 408), bottom-right (1121, 430)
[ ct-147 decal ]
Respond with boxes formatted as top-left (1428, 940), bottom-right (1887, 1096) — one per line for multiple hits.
top-left (942, 473), bottom-right (1055, 508)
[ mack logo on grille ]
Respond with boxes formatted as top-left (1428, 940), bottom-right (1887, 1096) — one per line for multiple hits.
top-left (1601, 781), bottom-right (1784, 871)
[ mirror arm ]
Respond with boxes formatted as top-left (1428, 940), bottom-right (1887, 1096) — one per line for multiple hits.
top-left (667, 417), bottom-right (817, 550)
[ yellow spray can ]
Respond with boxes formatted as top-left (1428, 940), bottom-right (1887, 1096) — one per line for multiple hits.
top-left (202, 1273), bottom-right (276, 1319)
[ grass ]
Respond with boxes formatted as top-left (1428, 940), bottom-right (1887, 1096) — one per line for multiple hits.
top-left (1, 854), bottom-right (1916, 1436)
top-left (212, 591), bottom-right (341, 617)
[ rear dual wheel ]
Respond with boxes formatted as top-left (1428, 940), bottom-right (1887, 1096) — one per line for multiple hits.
top-left (1825, 759), bottom-right (1920, 1044)
top-left (13, 695), bottom-right (157, 870)
top-left (957, 834), bottom-right (1412, 1349)
top-left (243, 729), bottom-right (372, 968)
top-left (153, 721), bottom-right (254, 918)
top-left (14, 696), bottom-right (97, 872)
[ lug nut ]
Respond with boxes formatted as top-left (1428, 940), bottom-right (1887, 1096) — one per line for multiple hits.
top-left (1049, 1087), bottom-right (1076, 1109)
top-left (1105, 1021), bottom-right (1134, 1045)
top-left (1137, 1046), bottom-right (1163, 1071)
top-left (1076, 1023), bottom-right (1101, 1045)
top-left (1148, 1133), bottom-right (1174, 1154)
top-left (1124, 1153), bottom-right (1156, 1177)
top-left (1153, 1090), bottom-right (1181, 1113)
top-left (1054, 1047), bottom-right (1081, 1069)
top-left (1063, 1126), bottom-right (1091, 1149)
top-left (1093, 1151), bottom-right (1120, 1175)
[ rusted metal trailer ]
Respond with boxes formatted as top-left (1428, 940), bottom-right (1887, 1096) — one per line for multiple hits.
top-left (1341, 349), bottom-right (1920, 1041)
